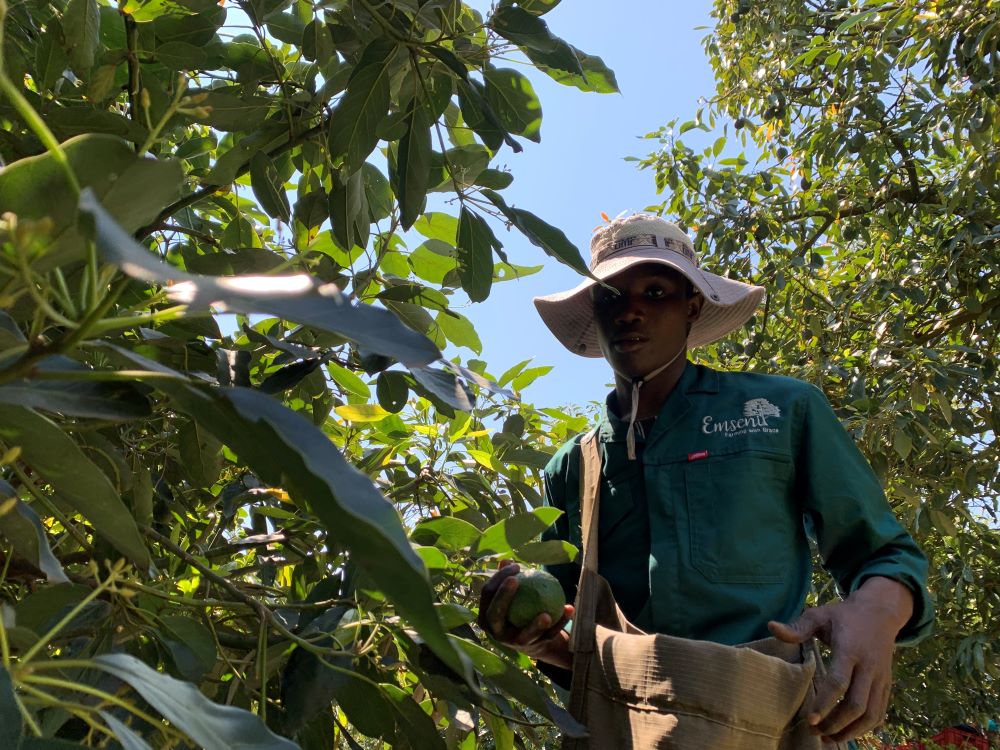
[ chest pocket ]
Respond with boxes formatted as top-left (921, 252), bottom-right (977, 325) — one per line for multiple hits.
top-left (684, 451), bottom-right (796, 584)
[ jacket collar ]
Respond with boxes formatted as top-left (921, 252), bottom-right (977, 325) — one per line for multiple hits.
top-left (597, 362), bottom-right (719, 443)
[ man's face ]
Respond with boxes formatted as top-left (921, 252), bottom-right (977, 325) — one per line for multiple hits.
top-left (592, 263), bottom-right (703, 378)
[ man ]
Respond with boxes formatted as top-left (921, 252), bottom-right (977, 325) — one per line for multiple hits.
top-left (479, 214), bottom-right (933, 745)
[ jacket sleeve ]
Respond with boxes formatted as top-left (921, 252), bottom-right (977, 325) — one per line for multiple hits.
top-left (797, 385), bottom-right (934, 644)
top-left (537, 441), bottom-right (582, 690)
top-left (540, 441), bottom-right (582, 612)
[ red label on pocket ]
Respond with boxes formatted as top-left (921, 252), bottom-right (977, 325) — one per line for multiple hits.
top-left (687, 450), bottom-right (709, 462)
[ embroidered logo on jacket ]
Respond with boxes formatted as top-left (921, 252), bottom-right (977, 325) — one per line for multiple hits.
top-left (742, 398), bottom-right (781, 419)
top-left (701, 399), bottom-right (781, 437)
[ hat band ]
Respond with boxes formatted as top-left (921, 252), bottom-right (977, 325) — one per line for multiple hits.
top-left (591, 233), bottom-right (699, 269)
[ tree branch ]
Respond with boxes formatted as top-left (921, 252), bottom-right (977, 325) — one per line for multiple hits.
top-left (136, 119), bottom-right (326, 241)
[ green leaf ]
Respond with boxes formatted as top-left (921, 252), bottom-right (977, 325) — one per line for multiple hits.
top-left (514, 539), bottom-right (577, 565)
top-left (0, 480), bottom-right (70, 584)
top-left (481, 190), bottom-right (588, 274)
top-left (411, 517), bottom-right (482, 551)
top-left (14, 584), bottom-right (90, 633)
top-left (382, 684), bottom-right (447, 750)
top-left (0, 356), bottom-right (151, 421)
top-left (512, 365), bottom-right (552, 391)
top-left (484, 68), bottom-right (542, 142)
top-left (435, 602), bottom-right (476, 631)
top-left (457, 79), bottom-right (522, 153)
top-left (413, 212), bottom-right (459, 244)
top-left (453, 637), bottom-right (587, 737)
top-left (410, 240), bottom-right (457, 284)
top-left (893, 429), bottom-right (913, 460)
top-left (63, 0), bottom-right (101, 73)
top-left (476, 508), bottom-right (562, 556)
top-left (159, 615), bottom-right (218, 682)
top-left (123, 0), bottom-right (198, 22)
top-left (429, 145), bottom-right (491, 191)
top-left (194, 89), bottom-right (272, 132)
top-left (415, 545), bottom-right (449, 570)
top-left (490, 5), bottom-right (560, 52)
top-left (156, 40), bottom-right (208, 70)
top-left (395, 97), bottom-right (433, 230)
top-left (328, 38), bottom-right (398, 172)
top-left (260, 359), bottom-right (323, 394)
top-left (336, 404), bottom-right (390, 422)
top-left (0, 405), bottom-right (151, 570)
top-left (130, 463), bottom-right (154, 528)
top-left (376, 370), bottom-right (409, 413)
top-left (928, 508), bottom-right (958, 538)
top-left (457, 207), bottom-right (502, 302)
top-left (0, 665), bottom-right (23, 750)
top-left (835, 9), bottom-right (879, 33)
top-left (329, 167), bottom-right (369, 251)
top-left (436, 311), bottom-right (482, 354)
top-left (150, 0), bottom-right (224, 41)
top-left (526, 44), bottom-right (619, 93)
top-left (327, 362), bottom-right (371, 398)
top-left (411, 367), bottom-right (474, 411)
top-left (250, 151), bottom-right (291, 222)
top-left (178, 418), bottom-right (222, 487)
top-left (100, 711), bottom-right (155, 750)
top-left (0, 134), bottom-right (183, 269)
top-left (81, 190), bottom-right (441, 367)
top-left (475, 168), bottom-right (514, 190)
top-left (280, 606), bottom-right (353, 733)
top-left (362, 163), bottom-right (393, 222)
top-left (35, 28), bottom-right (70, 91)
top-left (92, 653), bottom-right (299, 750)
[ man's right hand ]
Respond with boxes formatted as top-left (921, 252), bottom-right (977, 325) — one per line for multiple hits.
top-left (477, 560), bottom-right (575, 670)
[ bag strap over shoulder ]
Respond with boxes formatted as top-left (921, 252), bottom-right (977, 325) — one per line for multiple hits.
top-left (568, 430), bottom-right (601, 655)
top-left (567, 429), bottom-right (602, 727)
top-left (578, 430), bottom-right (602, 574)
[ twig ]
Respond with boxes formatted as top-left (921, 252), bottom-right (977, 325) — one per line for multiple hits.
top-left (153, 223), bottom-right (220, 247)
top-left (142, 525), bottom-right (352, 658)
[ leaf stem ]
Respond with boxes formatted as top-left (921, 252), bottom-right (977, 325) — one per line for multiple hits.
top-left (256, 617), bottom-right (267, 721)
top-left (87, 305), bottom-right (192, 335)
top-left (18, 689), bottom-right (116, 741)
top-left (0, 597), bottom-right (10, 666)
top-left (29, 368), bottom-right (185, 382)
top-left (11, 689), bottom-right (42, 736)
top-left (138, 74), bottom-right (190, 157)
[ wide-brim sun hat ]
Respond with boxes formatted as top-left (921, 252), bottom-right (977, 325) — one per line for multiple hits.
top-left (533, 214), bottom-right (766, 357)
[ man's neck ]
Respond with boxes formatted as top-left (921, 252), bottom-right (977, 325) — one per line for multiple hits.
top-left (612, 359), bottom-right (688, 421)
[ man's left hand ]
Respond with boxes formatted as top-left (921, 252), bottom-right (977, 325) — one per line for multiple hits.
top-left (768, 576), bottom-right (915, 744)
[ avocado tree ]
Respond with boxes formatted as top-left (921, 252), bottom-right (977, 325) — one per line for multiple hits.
top-left (0, 0), bottom-right (617, 746)
top-left (641, 0), bottom-right (999, 739)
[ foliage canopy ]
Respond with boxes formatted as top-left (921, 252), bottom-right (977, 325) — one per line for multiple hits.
top-left (0, 0), bottom-right (611, 746)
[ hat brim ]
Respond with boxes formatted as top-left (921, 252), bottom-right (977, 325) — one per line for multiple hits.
top-left (533, 250), bottom-right (765, 357)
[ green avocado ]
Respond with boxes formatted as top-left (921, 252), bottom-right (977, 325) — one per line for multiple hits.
top-left (506, 569), bottom-right (567, 629)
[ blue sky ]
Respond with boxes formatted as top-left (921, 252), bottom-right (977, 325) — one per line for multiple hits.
top-left (455, 2), bottom-right (718, 412)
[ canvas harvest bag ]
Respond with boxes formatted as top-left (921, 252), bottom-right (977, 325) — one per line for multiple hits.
top-left (563, 431), bottom-right (835, 750)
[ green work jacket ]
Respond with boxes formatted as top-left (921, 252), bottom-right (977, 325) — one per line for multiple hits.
top-left (541, 362), bottom-right (934, 646)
